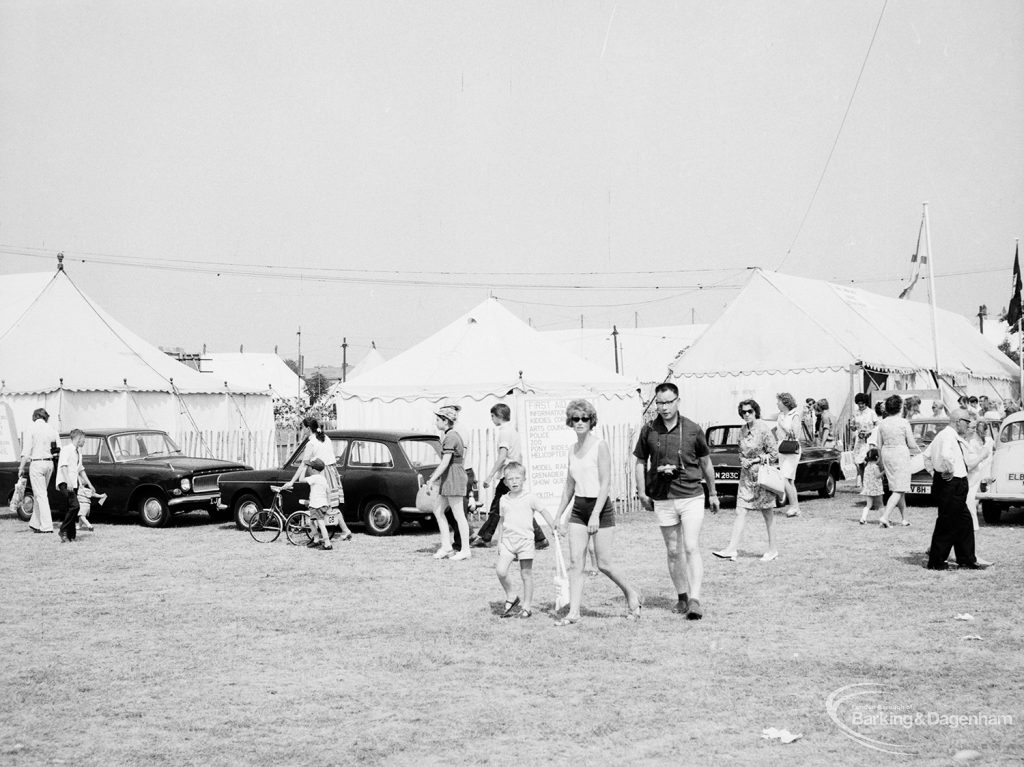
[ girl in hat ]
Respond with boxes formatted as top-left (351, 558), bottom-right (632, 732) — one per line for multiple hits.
top-left (425, 405), bottom-right (471, 561)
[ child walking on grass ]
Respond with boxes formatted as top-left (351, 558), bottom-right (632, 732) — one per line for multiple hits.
top-left (859, 448), bottom-right (883, 525)
top-left (495, 462), bottom-right (556, 619)
top-left (284, 458), bottom-right (333, 550)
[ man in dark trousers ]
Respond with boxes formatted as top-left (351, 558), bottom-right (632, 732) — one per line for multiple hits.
top-left (470, 403), bottom-right (548, 549)
top-left (57, 429), bottom-right (94, 543)
top-left (925, 409), bottom-right (992, 570)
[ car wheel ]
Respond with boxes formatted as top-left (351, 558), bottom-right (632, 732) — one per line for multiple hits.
top-left (362, 498), bottom-right (401, 536)
top-left (981, 501), bottom-right (1002, 525)
top-left (14, 492), bottom-right (33, 522)
top-left (138, 494), bottom-right (170, 528)
top-left (818, 471), bottom-right (837, 498)
top-left (233, 493), bottom-right (262, 530)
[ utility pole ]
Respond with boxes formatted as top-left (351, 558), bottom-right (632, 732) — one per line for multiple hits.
top-left (612, 325), bottom-right (620, 374)
top-left (341, 337), bottom-right (348, 382)
top-left (296, 326), bottom-right (303, 400)
top-left (977, 305), bottom-right (987, 334)
top-left (634, 311), bottom-right (638, 329)
top-left (691, 308), bottom-right (696, 324)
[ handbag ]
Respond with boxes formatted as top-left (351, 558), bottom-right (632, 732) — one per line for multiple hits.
top-left (757, 464), bottom-right (786, 496)
top-left (840, 450), bottom-right (857, 479)
top-left (552, 533), bottom-right (570, 611)
top-left (415, 483), bottom-right (437, 513)
top-left (778, 439), bottom-right (800, 455)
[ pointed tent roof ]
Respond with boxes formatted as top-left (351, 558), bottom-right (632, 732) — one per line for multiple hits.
top-left (347, 346), bottom-right (387, 381)
top-left (205, 352), bottom-right (306, 399)
top-left (670, 270), bottom-right (1018, 380)
top-left (332, 298), bottom-right (639, 402)
top-left (0, 271), bottom-right (267, 395)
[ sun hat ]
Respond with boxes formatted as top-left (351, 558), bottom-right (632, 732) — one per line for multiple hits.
top-left (305, 458), bottom-right (325, 471)
top-left (434, 405), bottom-right (460, 424)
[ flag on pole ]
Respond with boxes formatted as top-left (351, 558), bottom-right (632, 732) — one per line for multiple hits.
top-left (898, 215), bottom-right (927, 299)
top-left (1007, 244), bottom-right (1022, 329)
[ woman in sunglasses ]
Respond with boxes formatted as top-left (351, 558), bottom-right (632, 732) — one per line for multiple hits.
top-left (713, 399), bottom-right (780, 561)
top-left (554, 399), bottom-right (641, 626)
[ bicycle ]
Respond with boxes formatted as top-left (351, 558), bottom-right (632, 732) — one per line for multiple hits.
top-left (247, 485), bottom-right (341, 546)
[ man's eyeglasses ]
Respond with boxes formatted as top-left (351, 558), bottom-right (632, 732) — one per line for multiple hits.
top-left (740, 408), bottom-right (755, 415)
top-left (957, 418), bottom-right (972, 425)
top-left (655, 398), bottom-right (678, 407)
top-left (570, 416), bottom-right (592, 423)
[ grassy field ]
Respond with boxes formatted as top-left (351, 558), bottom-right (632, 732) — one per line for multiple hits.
top-left (2, 483), bottom-right (1022, 766)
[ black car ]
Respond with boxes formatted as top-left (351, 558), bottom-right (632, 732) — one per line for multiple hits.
top-left (705, 424), bottom-right (842, 500)
top-left (0, 429), bottom-right (251, 527)
top-left (218, 429), bottom-right (443, 536)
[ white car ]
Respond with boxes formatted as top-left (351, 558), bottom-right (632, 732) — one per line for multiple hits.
top-left (975, 411), bottom-right (1023, 524)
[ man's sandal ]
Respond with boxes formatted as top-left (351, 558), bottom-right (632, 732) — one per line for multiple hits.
top-left (501, 596), bottom-right (521, 618)
top-left (518, 609), bottom-right (533, 619)
top-left (554, 616), bottom-right (581, 627)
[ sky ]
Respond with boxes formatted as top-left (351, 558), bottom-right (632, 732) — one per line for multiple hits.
top-left (1, 0), bottom-right (1022, 369)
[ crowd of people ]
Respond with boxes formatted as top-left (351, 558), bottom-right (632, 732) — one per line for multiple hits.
top-left (17, 383), bottom-right (1008, 622)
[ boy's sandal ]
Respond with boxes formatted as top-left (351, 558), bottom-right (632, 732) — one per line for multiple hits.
top-left (518, 609), bottom-right (533, 619)
top-left (500, 596), bottom-right (521, 617)
top-left (554, 616), bottom-right (581, 627)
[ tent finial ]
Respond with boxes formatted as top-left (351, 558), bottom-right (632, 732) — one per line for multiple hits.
top-left (57, 252), bottom-right (64, 272)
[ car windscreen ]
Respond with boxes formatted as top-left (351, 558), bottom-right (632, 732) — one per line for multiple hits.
top-left (910, 422), bottom-right (944, 448)
top-left (109, 432), bottom-right (182, 461)
top-left (400, 438), bottom-right (442, 468)
top-left (706, 426), bottom-right (741, 447)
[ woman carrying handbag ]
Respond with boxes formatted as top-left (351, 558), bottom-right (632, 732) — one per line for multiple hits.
top-left (713, 399), bottom-right (781, 562)
top-left (763, 393), bottom-right (802, 518)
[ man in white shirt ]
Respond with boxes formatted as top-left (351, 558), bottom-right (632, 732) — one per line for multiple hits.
top-left (17, 408), bottom-right (60, 534)
top-left (924, 409), bottom-right (991, 570)
top-left (57, 429), bottom-right (94, 543)
top-left (470, 403), bottom-right (548, 549)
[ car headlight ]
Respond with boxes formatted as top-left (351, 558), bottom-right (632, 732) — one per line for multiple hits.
top-left (180, 478), bottom-right (192, 492)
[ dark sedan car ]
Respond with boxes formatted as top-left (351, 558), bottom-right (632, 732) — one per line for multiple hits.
top-left (0, 429), bottom-right (251, 527)
top-left (218, 429), bottom-right (443, 536)
top-left (705, 424), bottom-right (842, 500)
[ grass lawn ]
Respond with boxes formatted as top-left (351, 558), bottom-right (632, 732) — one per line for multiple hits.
top-left (2, 483), bottom-right (1022, 766)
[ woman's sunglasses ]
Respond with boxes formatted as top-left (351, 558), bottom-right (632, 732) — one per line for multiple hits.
top-left (740, 408), bottom-right (755, 415)
top-left (570, 416), bottom-right (592, 423)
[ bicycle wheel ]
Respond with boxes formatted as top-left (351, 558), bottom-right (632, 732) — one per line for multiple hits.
top-left (248, 509), bottom-right (283, 543)
top-left (285, 511), bottom-right (314, 546)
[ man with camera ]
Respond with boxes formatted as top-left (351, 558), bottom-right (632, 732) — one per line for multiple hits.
top-left (634, 383), bottom-right (719, 619)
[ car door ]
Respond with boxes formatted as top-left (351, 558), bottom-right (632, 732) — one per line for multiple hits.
top-left (342, 439), bottom-right (396, 515)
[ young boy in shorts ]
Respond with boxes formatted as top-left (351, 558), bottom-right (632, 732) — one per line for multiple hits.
top-left (495, 462), bottom-right (556, 619)
top-left (284, 458), bottom-right (332, 550)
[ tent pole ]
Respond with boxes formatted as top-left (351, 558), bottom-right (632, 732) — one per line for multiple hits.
top-left (922, 202), bottom-right (941, 377)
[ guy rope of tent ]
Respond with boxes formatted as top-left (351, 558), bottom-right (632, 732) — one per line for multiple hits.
top-left (170, 380), bottom-right (216, 459)
top-left (0, 271), bottom-right (58, 345)
top-left (223, 382), bottom-right (256, 437)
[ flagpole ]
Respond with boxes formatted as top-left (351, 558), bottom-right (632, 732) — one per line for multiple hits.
top-left (1017, 238), bottom-right (1022, 402)
top-left (922, 202), bottom-right (941, 378)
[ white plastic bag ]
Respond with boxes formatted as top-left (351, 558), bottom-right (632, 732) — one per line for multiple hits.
top-left (10, 477), bottom-right (26, 513)
top-left (552, 533), bottom-right (570, 611)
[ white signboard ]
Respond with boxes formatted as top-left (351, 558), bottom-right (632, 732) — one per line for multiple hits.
top-left (521, 396), bottom-right (576, 511)
top-left (0, 401), bottom-right (21, 462)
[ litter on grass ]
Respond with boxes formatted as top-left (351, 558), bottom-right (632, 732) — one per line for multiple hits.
top-left (761, 728), bottom-right (802, 744)
top-left (960, 635), bottom-right (983, 641)
top-left (954, 613), bottom-right (975, 621)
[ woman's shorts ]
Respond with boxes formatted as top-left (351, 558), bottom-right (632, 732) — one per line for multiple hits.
top-left (570, 497), bottom-right (615, 529)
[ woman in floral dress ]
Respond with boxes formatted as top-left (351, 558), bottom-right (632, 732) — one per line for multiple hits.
top-left (713, 399), bottom-right (781, 562)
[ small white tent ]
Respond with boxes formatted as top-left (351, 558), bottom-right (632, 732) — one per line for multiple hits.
top-left (328, 298), bottom-right (642, 507)
top-left (205, 352), bottom-right (306, 401)
top-left (669, 270), bottom-right (1019, 428)
top-left (0, 270), bottom-right (276, 467)
top-left (543, 325), bottom-right (708, 400)
top-left (347, 345), bottom-right (387, 381)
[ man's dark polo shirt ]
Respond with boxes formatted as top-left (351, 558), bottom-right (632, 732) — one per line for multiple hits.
top-left (633, 415), bottom-right (709, 499)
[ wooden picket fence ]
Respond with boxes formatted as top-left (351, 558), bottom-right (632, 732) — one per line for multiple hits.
top-left (174, 429), bottom-right (277, 470)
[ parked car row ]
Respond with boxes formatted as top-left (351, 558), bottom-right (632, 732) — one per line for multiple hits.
top-left (1, 427), bottom-right (445, 535)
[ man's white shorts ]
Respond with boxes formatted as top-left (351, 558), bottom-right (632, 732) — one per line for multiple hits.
top-left (653, 496), bottom-right (705, 528)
